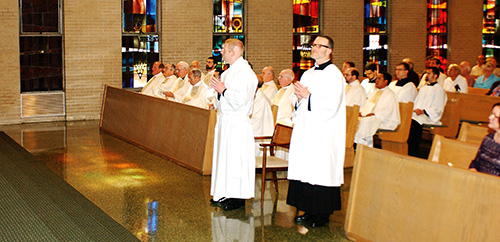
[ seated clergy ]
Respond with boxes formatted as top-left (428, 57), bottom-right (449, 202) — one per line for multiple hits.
top-left (417, 57), bottom-right (447, 89)
top-left (354, 72), bottom-right (400, 147)
top-left (260, 66), bottom-right (278, 100)
top-left (408, 67), bottom-right (447, 157)
top-left (272, 69), bottom-right (295, 124)
top-left (361, 63), bottom-right (378, 97)
top-left (251, 75), bottom-right (274, 137)
top-left (163, 61), bottom-right (190, 100)
top-left (153, 63), bottom-right (177, 98)
top-left (175, 69), bottom-right (209, 109)
top-left (140, 61), bottom-right (165, 96)
top-left (443, 64), bottom-right (468, 93)
top-left (344, 67), bottom-right (367, 107)
top-left (389, 62), bottom-right (418, 103)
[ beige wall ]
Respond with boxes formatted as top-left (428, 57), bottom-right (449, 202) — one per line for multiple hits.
top-left (0, 0), bottom-right (21, 125)
top-left (0, 0), bottom-right (489, 125)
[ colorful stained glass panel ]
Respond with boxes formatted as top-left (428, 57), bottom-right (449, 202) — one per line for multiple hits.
top-left (123, 0), bottom-right (157, 33)
top-left (293, 0), bottom-right (319, 34)
top-left (213, 0), bottom-right (243, 33)
top-left (427, 0), bottom-right (447, 33)
top-left (364, 0), bottom-right (387, 34)
top-left (122, 35), bottom-right (159, 88)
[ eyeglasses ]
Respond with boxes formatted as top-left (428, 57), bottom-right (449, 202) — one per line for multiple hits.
top-left (490, 112), bottom-right (500, 119)
top-left (312, 43), bottom-right (331, 49)
top-left (395, 68), bottom-right (406, 71)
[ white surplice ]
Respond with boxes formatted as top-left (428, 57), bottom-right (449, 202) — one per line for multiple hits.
top-left (178, 81), bottom-right (210, 109)
top-left (412, 83), bottom-right (447, 125)
top-left (271, 85), bottom-right (294, 124)
top-left (140, 73), bottom-right (166, 96)
top-left (251, 89), bottom-right (274, 137)
top-left (418, 72), bottom-right (448, 89)
top-left (210, 57), bottom-right (258, 200)
top-left (287, 63), bottom-right (346, 187)
top-left (389, 81), bottom-right (417, 103)
top-left (345, 80), bottom-right (367, 107)
top-left (360, 79), bottom-right (377, 97)
top-left (354, 87), bottom-right (400, 147)
top-left (260, 81), bottom-right (278, 101)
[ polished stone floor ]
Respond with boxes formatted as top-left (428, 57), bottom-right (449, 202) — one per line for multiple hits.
top-left (0, 120), bottom-right (355, 242)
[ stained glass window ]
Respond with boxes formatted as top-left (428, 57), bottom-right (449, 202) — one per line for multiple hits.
top-left (122, 0), bottom-right (159, 88)
top-left (293, 0), bottom-right (320, 79)
top-left (20, 0), bottom-right (63, 93)
top-left (363, 0), bottom-right (387, 73)
top-left (213, 0), bottom-right (244, 68)
top-left (427, 0), bottom-right (447, 71)
top-left (483, 0), bottom-right (500, 57)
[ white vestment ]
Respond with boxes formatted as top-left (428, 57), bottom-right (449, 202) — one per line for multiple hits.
top-left (260, 81), bottom-right (278, 101)
top-left (418, 72), bottom-right (447, 89)
top-left (271, 85), bottom-right (294, 124)
top-left (389, 81), bottom-right (417, 103)
top-left (354, 87), bottom-right (400, 147)
top-left (345, 80), bottom-right (367, 107)
top-left (203, 69), bottom-right (215, 85)
top-left (251, 89), bottom-right (274, 137)
top-left (140, 73), bottom-right (166, 96)
top-left (288, 62), bottom-right (346, 187)
top-left (210, 57), bottom-right (258, 200)
top-left (178, 81), bottom-right (210, 109)
top-left (443, 75), bottom-right (468, 93)
top-left (360, 79), bottom-right (377, 97)
top-left (412, 83), bottom-right (447, 125)
top-left (153, 75), bottom-right (177, 99)
top-left (167, 75), bottom-right (189, 101)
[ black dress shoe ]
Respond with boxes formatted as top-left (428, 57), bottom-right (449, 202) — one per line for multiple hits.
top-left (294, 214), bottom-right (312, 223)
top-left (210, 197), bottom-right (226, 204)
top-left (310, 215), bottom-right (329, 228)
top-left (222, 199), bottom-right (245, 211)
top-left (210, 197), bottom-right (229, 207)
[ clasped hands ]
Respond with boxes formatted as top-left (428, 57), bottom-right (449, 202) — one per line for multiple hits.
top-left (210, 76), bottom-right (226, 94)
top-left (293, 81), bottom-right (310, 100)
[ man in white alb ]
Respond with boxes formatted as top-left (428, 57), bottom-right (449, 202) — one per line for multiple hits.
top-left (209, 39), bottom-right (258, 211)
top-left (260, 66), bottom-right (278, 101)
top-left (176, 69), bottom-right (209, 109)
top-left (272, 69), bottom-right (295, 125)
top-left (344, 67), bottom-right (367, 107)
top-left (152, 63), bottom-right (177, 98)
top-left (163, 61), bottom-right (190, 100)
top-left (361, 63), bottom-right (378, 97)
top-left (354, 72), bottom-right (400, 147)
top-left (202, 57), bottom-right (217, 85)
top-left (140, 61), bottom-right (165, 96)
top-left (389, 62), bottom-right (418, 103)
top-left (418, 57), bottom-right (447, 89)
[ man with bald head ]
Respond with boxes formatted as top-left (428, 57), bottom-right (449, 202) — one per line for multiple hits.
top-left (163, 61), bottom-right (190, 100)
top-left (271, 69), bottom-right (295, 124)
top-left (140, 61), bottom-right (165, 96)
top-left (209, 38), bottom-right (258, 211)
top-left (459, 61), bottom-right (475, 87)
top-left (443, 64), bottom-right (468, 93)
top-left (471, 54), bottom-right (486, 79)
top-left (260, 66), bottom-right (278, 100)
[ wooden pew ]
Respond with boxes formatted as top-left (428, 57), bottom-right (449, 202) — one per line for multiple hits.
top-left (426, 97), bottom-right (462, 138)
top-left (100, 86), bottom-right (217, 175)
top-left (457, 122), bottom-right (490, 145)
top-left (377, 102), bottom-right (413, 155)
top-left (345, 145), bottom-right (500, 241)
top-left (427, 134), bottom-right (479, 169)
top-left (467, 87), bottom-right (489, 95)
top-left (447, 92), bottom-right (500, 124)
top-left (345, 105), bottom-right (360, 167)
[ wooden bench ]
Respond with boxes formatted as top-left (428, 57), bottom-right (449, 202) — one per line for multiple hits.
top-left (425, 97), bottom-right (462, 138)
top-left (377, 102), bottom-right (413, 155)
top-left (447, 92), bottom-right (500, 124)
top-left (345, 105), bottom-right (360, 167)
top-left (345, 145), bottom-right (500, 241)
top-left (100, 86), bottom-right (217, 175)
top-left (457, 122), bottom-right (490, 145)
top-left (427, 134), bottom-right (479, 169)
top-left (467, 87), bottom-right (489, 95)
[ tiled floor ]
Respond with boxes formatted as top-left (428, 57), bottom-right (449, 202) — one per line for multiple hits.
top-left (0, 120), bottom-right (355, 241)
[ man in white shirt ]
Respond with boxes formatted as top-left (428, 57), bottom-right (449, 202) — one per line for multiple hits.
top-left (471, 54), bottom-right (486, 79)
top-left (354, 72), bottom-right (400, 147)
top-left (418, 57), bottom-right (447, 88)
top-left (272, 69), bottom-right (295, 124)
top-left (361, 63), bottom-right (378, 97)
top-left (408, 66), bottom-right (447, 157)
top-left (163, 61), bottom-right (190, 100)
top-left (260, 66), bottom-right (278, 100)
top-left (203, 57), bottom-right (217, 85)
top-left (389, 62), bottom-right (418, 103)
top-left (152, 63), bottom-right (177, 98)
top-left (140, 61), bottom-right (165, 96)
top-left (344, 67), bottom-right (367, 107)
top-left (175, 69), bottom-right (209, 109)
top-left (251, 76), bottom-right (274, 137)
top-left (443, 64), bottom-right (468, 93)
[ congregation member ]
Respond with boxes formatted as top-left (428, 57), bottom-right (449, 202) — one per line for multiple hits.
top-left (342, 60), bottom-right (355, 74)
top-left (175, 69), bottom-right (209, 109)
top-left (163, 61), bottom-right (190, 100)
top-left (203, 57), bottom-right (217, 85)
top-left (402, 58), bottom-right (420, 87)
top-left (287, 35), bottom-right (345, 228)
top-left (488, 57), bottom-right (500, 77)
top-left (260, 66), bottom-right (278, 100)
top-left (272, 69), bottom-right (295, 124)
top-left (354, 72), bottom-right (400, 147)
top-left (469, 102), bottom-right (500, 177)
top-left (361, 63), bottom-right (378, 97)
top-left (153, 63), bottom-right (177, 98)
top-left (443, 64), bottom-right (468, 93)
top-left (459, 61), bottom-right (476, 87)
top-left (471, 54), bottom-right (486, 79)
top-left (209, 39), bottom-right (258, 211)
top-left (408, 67), bottom-right (447, 157)
top-left (474, 61), bottom-right (500, 89)
top-left (418, 57), bottom-right (447, 88)
top-left (389, 62), bottom-right (417, 103)
top-left (344, 67), bottom-right (367, 107)
top-left (140, 61), bottom-right (165, 96)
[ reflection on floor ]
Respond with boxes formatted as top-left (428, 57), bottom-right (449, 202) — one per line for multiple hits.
top-left (0, 120), bottom-right (352, 241)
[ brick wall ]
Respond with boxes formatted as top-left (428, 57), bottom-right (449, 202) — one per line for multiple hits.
top-left (63, 0), bottom-right (122, 121)
top-left (162, 0), bottom-right (213, 67)
top-left (246, 0), bottom-right (292, 76)
top-left (323, 1), bottom-right (364, 70)
top-left (448, 0), bottom-right (483, 67)
top-left (0, 0), bottom-right (21, 125)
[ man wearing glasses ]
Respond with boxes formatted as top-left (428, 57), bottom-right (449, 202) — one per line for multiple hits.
top-left (287, 35), bottom-right (345, 228)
